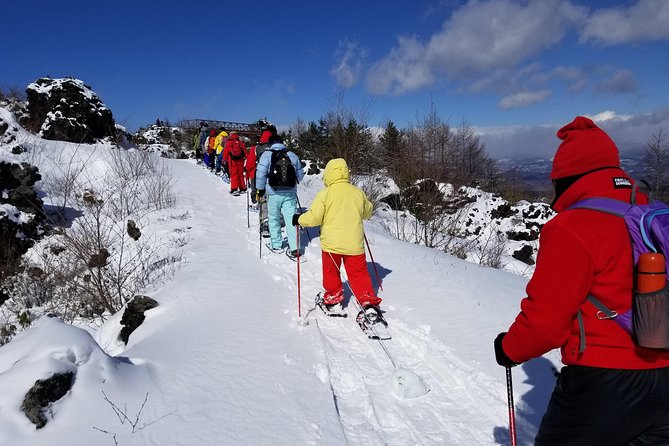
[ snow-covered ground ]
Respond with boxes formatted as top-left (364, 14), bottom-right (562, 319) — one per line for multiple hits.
top-left (0, 125), bottom-right (562, 445)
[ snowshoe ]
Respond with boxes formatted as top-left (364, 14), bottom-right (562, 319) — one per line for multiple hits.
top-left (316, 293), bottom-right (347, 318)
top-left (286, 249), bottom-right (306, 263)
top-left (356, 305), bottom-right (391, 340)
top-left (265, 243), bottom-right (284, 254)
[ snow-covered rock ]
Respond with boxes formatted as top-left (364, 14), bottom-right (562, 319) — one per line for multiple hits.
top-left (25, 77), bottom-right (115, 143)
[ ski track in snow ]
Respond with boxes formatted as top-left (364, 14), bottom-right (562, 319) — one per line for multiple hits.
top-left (231, 175), bottom-right (506, 445)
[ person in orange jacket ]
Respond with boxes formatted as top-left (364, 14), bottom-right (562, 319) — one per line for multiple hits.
top-left (494, 116), bottom-right (669, 444)
top-left (223, 131), bottom-right (247, 195)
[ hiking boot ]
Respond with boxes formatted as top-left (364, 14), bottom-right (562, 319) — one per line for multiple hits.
top-left (265, 243), bottom-right (284, 254)
top-left (363, 305), bottom-right (381, 323)
top-left (286, 249), bottom-right (301, 260)
top-left (325, 302), bottom-right (344, 313)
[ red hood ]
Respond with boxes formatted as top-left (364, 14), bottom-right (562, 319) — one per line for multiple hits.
top-left (260, 130), bottom-right (272, 144)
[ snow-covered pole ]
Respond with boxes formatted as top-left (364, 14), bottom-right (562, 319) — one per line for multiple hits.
top-left (506, 366), bottom-right (518, 446)
top-left (364, 232), bottom-right (383, 292)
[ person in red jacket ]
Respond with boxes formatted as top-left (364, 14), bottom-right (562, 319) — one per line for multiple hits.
top-left (223, 131), bottom-right (247, 195)
top-left (494, 116), bottom-right (669, 445)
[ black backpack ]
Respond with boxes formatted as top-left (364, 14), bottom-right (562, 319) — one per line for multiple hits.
top-left (268, 149), bottom-right (297, 188)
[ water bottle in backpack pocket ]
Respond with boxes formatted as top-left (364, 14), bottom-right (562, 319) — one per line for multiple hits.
top-left (633, 252), bottom-right (669, 348)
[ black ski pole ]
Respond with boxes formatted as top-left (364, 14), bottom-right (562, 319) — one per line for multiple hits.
top-left (506, 366), bottom-right (518, 446)
top-left (246, 187), bottom-right (250, 228)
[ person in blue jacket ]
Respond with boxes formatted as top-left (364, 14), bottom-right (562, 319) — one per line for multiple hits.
top-left (255, 137), bottom-right (305, 257)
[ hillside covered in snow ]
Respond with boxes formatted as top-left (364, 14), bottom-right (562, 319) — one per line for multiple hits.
top-left (0, 85), bottom-right (564, 445)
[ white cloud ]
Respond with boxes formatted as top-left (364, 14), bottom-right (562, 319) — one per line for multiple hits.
top-left (550, 65), bottom-right (589, 93)
top-left (498, 90), bottom-right (551, 109)
top-left (366, 0), bottom-right (586, 94)
top-left (586, 110), bottom-right (634, 122)
top-left (330, 40), bottom-right (367, 89)
top-left (594, 69), bottom-right (639, 94)
top-left (580, 0), bottom-right (669, 45)
top-left (477, 108), bottom-right (669, 159)
top-left (366, 36), bottom-right (434, 95)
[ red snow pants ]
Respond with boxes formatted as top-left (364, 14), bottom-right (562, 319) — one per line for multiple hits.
top-left (322, 251), bottom-right (381, 307)
top-left (229, 159), bottom-right (246, 191)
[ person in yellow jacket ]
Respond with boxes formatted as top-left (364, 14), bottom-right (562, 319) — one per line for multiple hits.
top-left (214, 129), bottom-right (228, 174)
top-left (294, 158), bottom-right (382, 311)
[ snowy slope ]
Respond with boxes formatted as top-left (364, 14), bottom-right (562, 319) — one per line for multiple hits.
top-left (0, 131), bottom-right (562, 445)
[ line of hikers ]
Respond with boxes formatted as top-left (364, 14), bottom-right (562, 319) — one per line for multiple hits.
top-left (203, 116), bottom-right (669, 444)
top-left (191, 122), bottom-right (383, 317)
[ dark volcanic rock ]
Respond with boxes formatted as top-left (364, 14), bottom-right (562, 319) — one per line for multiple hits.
top-left (119, 295), bottom-right (159, 344)
top-left (512, 244), bottom-right (535, 265)
top-left (25, 77), bottom-right (115, 143)
top-left (21, 372), bottom-right (74, 429)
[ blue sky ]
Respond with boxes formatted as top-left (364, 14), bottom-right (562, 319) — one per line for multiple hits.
top-left (2, 0), bottom-right (669, 158)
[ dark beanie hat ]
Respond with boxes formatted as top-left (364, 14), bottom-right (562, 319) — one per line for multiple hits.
top-left (550, 116), bottom-right (620, 180)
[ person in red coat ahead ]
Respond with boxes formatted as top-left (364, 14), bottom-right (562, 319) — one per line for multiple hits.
top-left (494, 116), bottom-right (669, 445)
top-left (223, 131), bottom-right (247, 195)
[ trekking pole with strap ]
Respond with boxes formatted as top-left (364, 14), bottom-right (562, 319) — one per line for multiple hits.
top-left (506, 366), bottom-right (518, 446)
top-left (364, 232), bottom-right (383, 292)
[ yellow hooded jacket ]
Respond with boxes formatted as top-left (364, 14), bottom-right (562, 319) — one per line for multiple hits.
top-left (298, 158), bottom-right (373, 255)
top-left (215, 131), bottom-right (228, 155)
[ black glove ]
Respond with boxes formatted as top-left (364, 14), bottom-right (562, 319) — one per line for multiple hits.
top-left (292, 213), bottom-right (301, 227)
top-left (257, 189), bottom-right (265, 198)
top-left (494, 332), bottom-right (518, 368)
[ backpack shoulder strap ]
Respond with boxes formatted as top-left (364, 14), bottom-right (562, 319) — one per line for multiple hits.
top-left (567, 197), bottom-right (631, 217)
top-left (576, 295), bottom-right (619, 353)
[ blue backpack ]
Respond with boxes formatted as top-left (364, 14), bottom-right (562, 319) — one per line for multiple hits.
top-left (568, 184), bottom-right (669, 351)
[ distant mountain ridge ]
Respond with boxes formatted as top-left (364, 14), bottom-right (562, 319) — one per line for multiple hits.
top-left (496, 148), bottom-right (646, 191)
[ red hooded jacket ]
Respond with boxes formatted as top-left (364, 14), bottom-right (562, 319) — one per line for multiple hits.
top-left (503, 168), bottom-right (669, 369)
top-left (223, 132), bottom-right (246, 164)
top-left (246, 130), bottom-right (273, 180)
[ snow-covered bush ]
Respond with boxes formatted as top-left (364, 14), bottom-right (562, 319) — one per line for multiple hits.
top-left (2, 146), bottom-right (178, 329)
